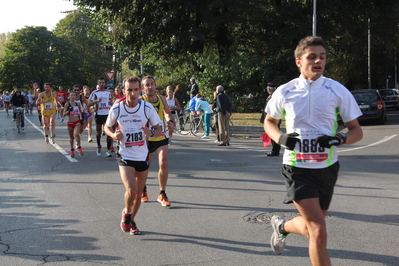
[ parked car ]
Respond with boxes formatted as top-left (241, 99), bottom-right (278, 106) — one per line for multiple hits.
top-left (378, 89), bottom-right (399, 110)
top-left (351, 89), bottom-right (387, 124)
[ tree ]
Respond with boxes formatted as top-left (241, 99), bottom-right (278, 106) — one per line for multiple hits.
top-left (72, 0), bottom-right (399, 110)
top-left (53, 10), bottom-right (113, 87)
top-left (0, 26), bottom-right (77, 90)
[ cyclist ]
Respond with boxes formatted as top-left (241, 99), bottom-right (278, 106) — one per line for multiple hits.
top-left (10, 90), bottom-right (26, 130)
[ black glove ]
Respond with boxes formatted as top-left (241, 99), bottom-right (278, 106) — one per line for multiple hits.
top-left (278, 133), bottom-right (300, 150)
top-left (315, 135), bottom-right (341, 148)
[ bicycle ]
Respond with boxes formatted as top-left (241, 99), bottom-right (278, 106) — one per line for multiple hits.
top-left (14, 107), bottom-right (24, 133)
top-left (175, 109), bottom-right (192, 135)
top-left (190, 113), bottom-right (234, 137)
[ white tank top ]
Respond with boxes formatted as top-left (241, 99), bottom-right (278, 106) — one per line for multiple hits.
top-left (166, 97), bottom-right (175, 112)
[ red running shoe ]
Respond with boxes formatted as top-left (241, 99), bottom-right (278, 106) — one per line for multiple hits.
top-left (120, 211), bottom-right (132, 233)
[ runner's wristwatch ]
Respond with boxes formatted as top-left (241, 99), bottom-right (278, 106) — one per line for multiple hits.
top-left (336, 132), bottom-right (347, 144)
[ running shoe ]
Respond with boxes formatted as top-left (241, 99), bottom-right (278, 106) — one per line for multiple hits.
top-left (70, 150), bottom-right (75, 158)
top-left (270, 215), bottom-right (287, 255)
top-left (12, 119), bottom-right (15, 122)
top-left (130, 221), bottom-right (140, 235)
top-left (120, 211), bottom-right (132, 232)
top-left (88, 137), bottom-right (93, 143)
top-left (77, 148), bottom-right (84, 156)
top-left (157, 193), bottom-right (171, 207)
top-left (45, 136), bottom-right (49, 144)
top-left (21, 127), bottom-right (25, 131)
top-left (141, 191), bottom-right (149, 203)
top-left (60, 117), bottom-right (64, 123)
top-left (201, 135), bottom-right (209, 139)
top-left (96, 147), bottom-right (101, 157)
top-left (50, 137), bottom-right (55, 144)
top-left (106, 150), bottom-right (112, 157)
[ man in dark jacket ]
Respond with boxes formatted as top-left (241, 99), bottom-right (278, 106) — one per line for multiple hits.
top-left (190, 78), bottom-right (199, 97)
top-left (11, 90), bottom-right (26, 130)
top-left (214, 85), bottom-right (232, 146)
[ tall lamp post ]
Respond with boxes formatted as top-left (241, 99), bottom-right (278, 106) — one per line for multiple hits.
top-left (312, 0), bottom-right (317, 36)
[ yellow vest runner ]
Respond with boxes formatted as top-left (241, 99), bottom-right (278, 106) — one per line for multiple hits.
top-left (141, 94), bottom-right (167, 142)
top-left (41, 92), bottom-right (56, 116)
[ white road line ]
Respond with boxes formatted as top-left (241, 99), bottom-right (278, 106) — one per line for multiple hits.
top-left (338, 134), bottom-right (398, 153)
top-left (25, 116), bottom-right (78, 162)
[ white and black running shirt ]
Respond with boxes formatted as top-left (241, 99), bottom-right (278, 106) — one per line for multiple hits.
top-left (89, 89), bottom-right (112, 115)
top-left (266, 75), bottom-right (362, 169)
top-left (106, 99), bottom-right (160, 161)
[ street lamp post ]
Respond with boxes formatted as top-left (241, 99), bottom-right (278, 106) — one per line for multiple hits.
top-left (312, 0), bottom-right (317, 36)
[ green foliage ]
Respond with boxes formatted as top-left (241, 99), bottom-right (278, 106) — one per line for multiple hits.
top-left (53, 10), bottom-right (113, 87)
top-left (0, 26), bottom-right (72, 90)
top-left (2, 0), bottom-right (399, 109)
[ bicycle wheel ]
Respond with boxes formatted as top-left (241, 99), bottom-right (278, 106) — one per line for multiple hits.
top-left (175, 114), bottom-right (190, 135)
top-left (228, 120), bottom-right (234, 136)
top-left (190, 117), bottom-right (204, 136)
top-left (16, 114), bottom-right (21, 133)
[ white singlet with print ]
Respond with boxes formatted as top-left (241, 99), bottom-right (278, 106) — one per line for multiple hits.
top-left (69, 104), bottom-right (80, 117)
top-left (106, 99), bottom-right (160, 161)
top-left (166, 97), bottom-right (175, 112)
top-left (89, 89), bottom-right (111, 115)
top-left (266, 75), bottom-right (362, 169)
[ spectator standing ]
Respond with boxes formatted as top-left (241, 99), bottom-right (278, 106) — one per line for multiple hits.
top-left (264, 36), bottom-right (363, 266)
top-left (195, 94), bottom-right (213, 139)
top-left (174, 84), bottom-right (189, 129)
top-left (165, 85), bottom-right (180, 140)
top-left (190, 78), bottom-right (199, 96)
top-left (263, 82), bottom-right (281, 156)
top-left (214, 85), bottom-right (232, 146)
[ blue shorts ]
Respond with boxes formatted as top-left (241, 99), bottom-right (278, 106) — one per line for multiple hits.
top-left (83, 112), bottom-right (93, 120)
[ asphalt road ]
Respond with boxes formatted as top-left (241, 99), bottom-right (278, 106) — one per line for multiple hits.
top-left (1, 109), bottom-right (399, 266)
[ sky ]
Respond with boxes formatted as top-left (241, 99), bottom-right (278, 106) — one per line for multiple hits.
top-left (1, 0), bottom-right (77, 34)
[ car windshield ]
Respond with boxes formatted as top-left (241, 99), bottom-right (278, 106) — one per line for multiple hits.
top-left (352, 92), bottom-right (378, 101)
top-left (379, 90), bottom-right (394, 96)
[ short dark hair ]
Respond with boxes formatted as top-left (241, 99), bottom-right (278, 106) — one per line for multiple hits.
top-left (123, 76), bottom-right (141, 88)
top-left (141, 76), bottom-right (155, 85)
top-left (295, 36), bottom-right (327, 59)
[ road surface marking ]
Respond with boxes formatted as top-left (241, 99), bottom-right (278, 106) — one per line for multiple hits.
top-left (25, 116), bottom-right (78, 162)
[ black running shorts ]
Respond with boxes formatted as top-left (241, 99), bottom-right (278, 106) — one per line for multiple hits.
top-left (147, 138), bottom-right (169, 153)
top-left (117, 157), bottom-right (149, 172)
top-left (95, 114), bottom-right (108, 125)
top-left (281, 162), bottom-right (340, 210)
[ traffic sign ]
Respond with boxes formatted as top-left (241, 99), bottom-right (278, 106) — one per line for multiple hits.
top-left (105, 72), bottom-right (115, 81)
top-left (107, 81), bottom-right (114, 88)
